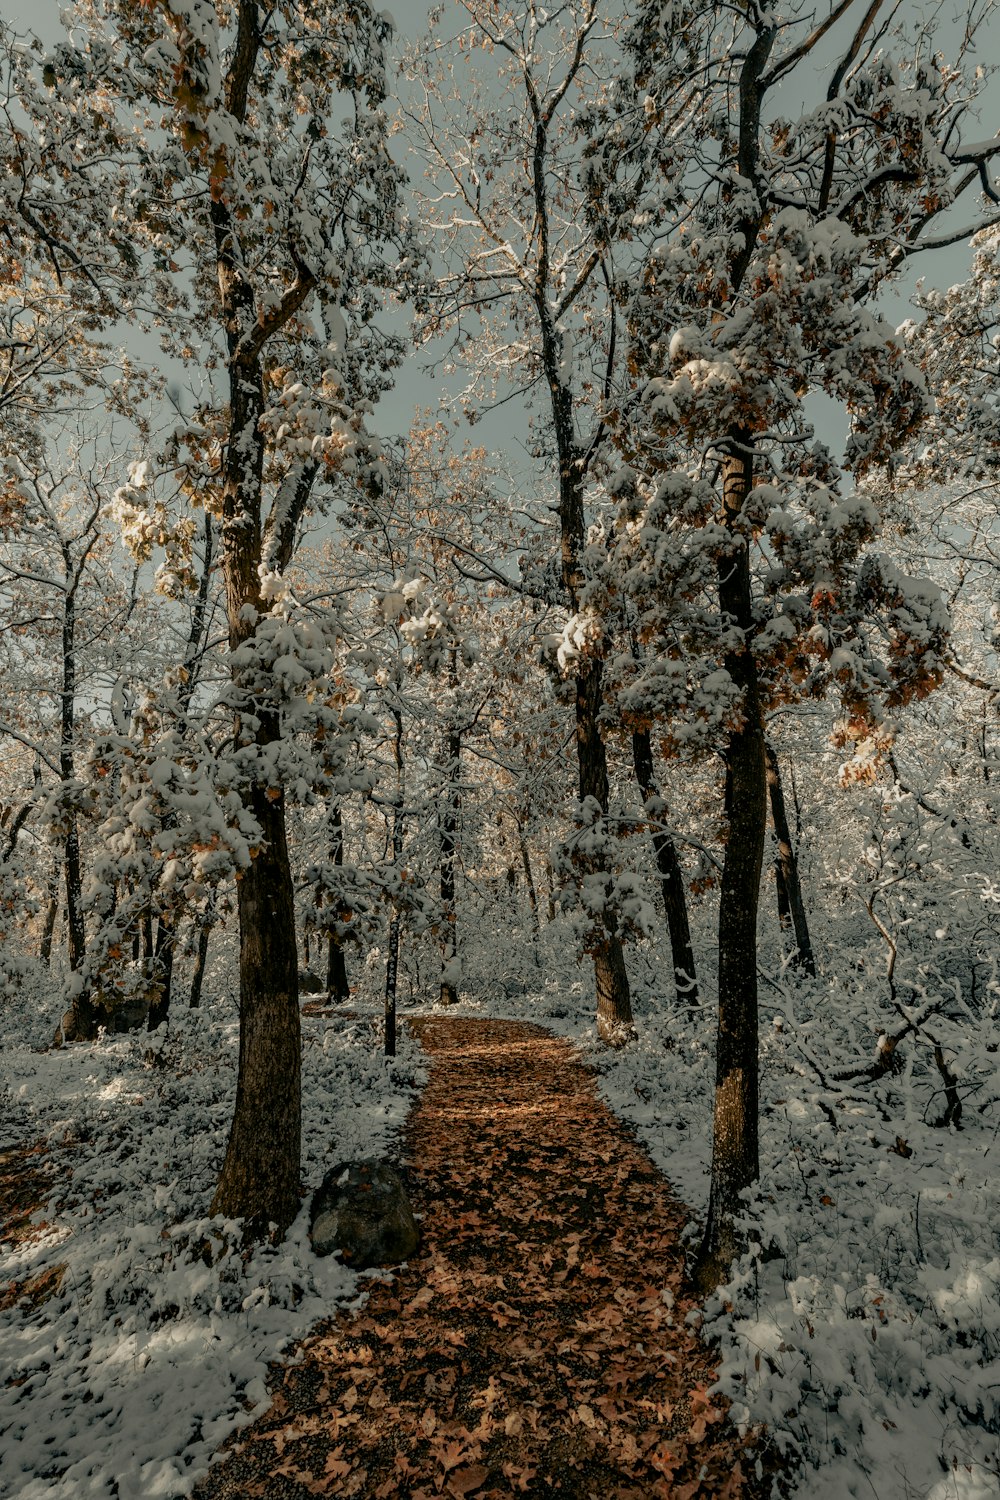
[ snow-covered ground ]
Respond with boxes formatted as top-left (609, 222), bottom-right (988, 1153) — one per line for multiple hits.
top-left (0, 996), bottom-right (425, 1500)
top-left (3, 947), bottom-right (998, 1500)
top-left (440, 959), bottom-right (1000, 1500)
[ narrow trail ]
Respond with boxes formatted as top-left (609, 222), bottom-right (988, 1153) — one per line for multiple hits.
top-left (196, 1017), bottom-right (755, 1500)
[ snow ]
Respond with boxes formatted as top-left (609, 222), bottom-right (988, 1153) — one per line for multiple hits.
top-left (0, 996), bottom-right (425, 1500)
top-left (414, 952), bottom-right (1000, 1500)
top-left (5, 929), bottom-right (1000, 1500)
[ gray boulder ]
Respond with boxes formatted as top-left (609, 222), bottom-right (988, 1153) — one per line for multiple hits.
top-left (111, 994), bottom-right (150, 1033)
top-left (298, 969), bottom-right (325, 995)
top-left (310, 1159), bottom-right (419, 1269)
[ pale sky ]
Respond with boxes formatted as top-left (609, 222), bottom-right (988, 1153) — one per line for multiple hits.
top-left (4, 0), bottom-right (997, 467)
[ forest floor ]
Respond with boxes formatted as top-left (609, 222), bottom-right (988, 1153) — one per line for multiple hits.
top-left (193, 1016), bottom-right (756, 1500)
top-left (3, 978), bottom-right (996, 1500)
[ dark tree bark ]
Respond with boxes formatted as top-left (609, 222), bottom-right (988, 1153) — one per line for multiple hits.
top-left (327, 931), bottom-right (349, 1004)
top-left (697, 429), bottom-right (768, 1293)
top-left (765, 740), bottom-right (815, 975)
top-left (212, 779), bottom-right (301, 1235)
top-left (384, 902), bottom-right (399, 1059)
top-left (630, 726), bottom-right (698, 1008)
top-left (543, 857), bottom-right (557, 922)
top-left (439, 652), bottom-right (462, 1007)
top-left (40, 877), bottom-right (58, 967)
top-left (142, 514), bottom-right (217, 1033)
top-left (694, 16), bottom-right (776, 1291)
top-left (59, 550), bottom-right (100, 1042)
top-left (209, 1), bottom-right (305, 1238)
top-left (517, 823), bottom-right (541, 938)
top-left (436, 648), bottom-right (461, 1006)
top-left (188, 904), bottom-right (214, 1010)
top-left (774, 849), bottom-right (791, 932)
top-left (574, 647), bottom-right (633, 1040)
top-left (525, 74), bottom-right (632, 1041)
top-left (146, 916), bottom-right (175, 1031)
top-left (384, 706), bottom-right (403, 1054)
top-left (326, 803), bottom-right (350, 1003)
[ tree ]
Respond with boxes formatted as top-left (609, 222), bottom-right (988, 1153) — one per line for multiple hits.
top-left (765, 738), bottom-right (815, 975)
top-left (0, 449), bottom-right (153, 1037)
top-left (25, 0), bottom-right (417, 1234)
top-left (405, 1), bottom-right (638, 1039)
top-left (609, 0), bottom-right (998, 1286)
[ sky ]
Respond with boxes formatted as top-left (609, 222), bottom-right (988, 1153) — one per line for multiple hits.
top-left (4, 0), bottom-right (998, 467)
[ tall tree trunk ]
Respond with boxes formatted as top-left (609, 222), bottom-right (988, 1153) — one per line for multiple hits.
top-left (384, 905), bottom-right (399, 1058)
top-left (211, 777), bottom-right (300, 1236)
top-left (327, 932), bottom-right (349, 1004)
top-left (774, 854), bottom-right (792, 933)
top-left (40, 874), bottom-right (58, 967)
top-left (59, 563), bottom-right (99, 1042)
top-left (531, 130), bottom-right (632, 1040)
top-left (146, 916), bottom-right (175, 1031)
top-left (326, 803), bottom-right (349, 1003)
top-left (209, 12), bottom-right (301, 1232)
top-left (439, 653), bottom-right (461, 1007)
top-left (189, 903), bottom-right (214, 1010)
top-left (695, 20), bottom-right (775, 1289)
top-left (543, 856), bottom-right (557, 922)
top-left (385, 705), bottom-right (403, 1053)
top-left (765, 741), bottom-right (815, 976)
top-left (630, 726), bottom-right (698, 1008)
top-left (385, 809), bottom-right (402, 1056)
top-left (697, 430), bottom-right (767, 1292)
top-left (577, 653), bottom-right (633, 1041)
top-left (518, 823), bottom-right (541, 939)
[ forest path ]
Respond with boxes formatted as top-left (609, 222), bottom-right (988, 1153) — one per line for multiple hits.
top-left (195, 1016), bottom-right (755, 1500)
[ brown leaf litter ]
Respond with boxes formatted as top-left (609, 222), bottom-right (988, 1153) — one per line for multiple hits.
top-left (0, 1140), bottom-right (66, 1314)
top-left (195, 1017), bottom-right (763, 1499)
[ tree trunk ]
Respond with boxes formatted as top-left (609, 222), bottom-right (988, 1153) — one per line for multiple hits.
top-left (209, 186), bottom-right (300, 1233)
top-left (59, 565), bottom-right (100, 1042)
top-left (64, 823), bottom-right (86, 973)
top-left (543, 856), bottom-right (557, 921)
top-left (439, 665), bottom-right (461, 1007)
top-left (518, 824), bottom-right (541, 940)
top-left (697, 430), bottom-right (767, 1292)
top-left (774, 854), bottom-right (792, 932)
top-left (531, 142), bottom-right (632, 1040)
top-left (384, 905), bottom-right (399, 1058)
top-left (695, 21), bottom-right (775, 1285)
top-left (189, 906), bottom-right (214, 1009)
top-left (40, 878), bottom-right (58, 967)
top-left (327, 932), bottom-right (349, 1004)
top-left (385, 705), bottom-right (403, 1052)
top-left (211, 782), bottom-right (301, 1236)
top-left (765, 740), bottom-right (815, 975)
top-left (630, 726), bottom-right (698, 1007)
top-left (146, 916), bottom-right (175, 1031)
top-left (577, 654), bottom-right (633, 1041)
top-left (326, 803), bottom-right (349, 1003)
